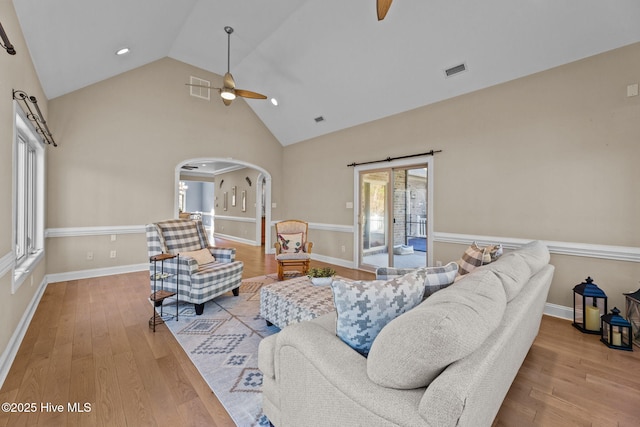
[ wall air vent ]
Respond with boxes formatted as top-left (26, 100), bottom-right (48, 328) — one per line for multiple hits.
top-left (314, 116), bottom-right (325, 123)
top-left (444, 63), bottom-right (467, 78)
top-left (189, 76), bottom-right (211, 100)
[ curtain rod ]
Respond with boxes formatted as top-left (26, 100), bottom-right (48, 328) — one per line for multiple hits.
top-left (13, 89), bottom-right (57, 147)
top-left (347, 150), bottom-right (441, 167)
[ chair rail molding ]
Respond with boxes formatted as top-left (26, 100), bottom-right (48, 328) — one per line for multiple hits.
top-left (213, 215), bottom-right (255, 223)
top-left (433, 232), bottom-right (640, 263)
top-left (46, 225), bottom-right (146, 238)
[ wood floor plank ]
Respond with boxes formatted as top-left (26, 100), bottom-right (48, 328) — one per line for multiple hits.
top-left (113, 350), bottom-right (158, 427)
top-left (1, 239), bottom-right (639, 426)
top-left (93, 353), bottom-right (127, 427)
top-left (67, 355), bottom-right (97, 427)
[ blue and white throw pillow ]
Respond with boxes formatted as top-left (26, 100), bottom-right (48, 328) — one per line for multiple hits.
top-left (331, 270), bottom-right (426, 356)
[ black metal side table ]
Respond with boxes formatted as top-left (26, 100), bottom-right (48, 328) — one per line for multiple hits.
top-left (149, 253), bottom-right (179, 332)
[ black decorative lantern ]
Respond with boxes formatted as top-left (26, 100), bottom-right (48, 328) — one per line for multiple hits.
top-left (600, 307), bottom-right (633, 351)
top-left (624, 288), bottom-right (640, 348)
top-left (572, 276), bottom-right (607, 334)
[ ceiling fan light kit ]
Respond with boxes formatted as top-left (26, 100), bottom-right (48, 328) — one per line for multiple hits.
top-left (220, 88), bottom-right (236, 100)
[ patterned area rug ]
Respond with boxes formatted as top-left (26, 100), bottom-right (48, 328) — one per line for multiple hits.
top-left (157, 274), bottom-right (281, 426)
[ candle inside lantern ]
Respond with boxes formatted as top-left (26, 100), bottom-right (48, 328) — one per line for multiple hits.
top-left (585, 305), bottom-right (600, 331)
top-left (612, 331), bottom-right (622, 346)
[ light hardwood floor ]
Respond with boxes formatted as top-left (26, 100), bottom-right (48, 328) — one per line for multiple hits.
top-left (0, 239), bottom-right (638, 426)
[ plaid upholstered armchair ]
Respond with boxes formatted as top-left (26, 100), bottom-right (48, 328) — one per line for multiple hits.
top-left (146, 219), bottom-right (244, 315)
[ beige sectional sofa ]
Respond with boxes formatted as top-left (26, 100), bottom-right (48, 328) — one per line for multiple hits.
top-left (258, 241), bottom-right (554, 426)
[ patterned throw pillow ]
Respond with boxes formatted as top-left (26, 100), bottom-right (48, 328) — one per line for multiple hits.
top-left (331, 270), bottom-right (426, 356)
top-left (180, 248), bottom-right (215, 265)
top-left (421, 261), bottom-right (459, 298)
top-left (456, 242), bottom-right (503, 275)
top-left (278, 232), bottom-right (304, 253)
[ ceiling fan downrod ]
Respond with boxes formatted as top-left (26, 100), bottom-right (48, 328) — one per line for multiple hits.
top-left (224, 26), bottom-right (233, 74)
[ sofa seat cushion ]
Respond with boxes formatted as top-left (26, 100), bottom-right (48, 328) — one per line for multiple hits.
top-left (367, 269), bottom-right (507, 389)
top-left (331, 270), bottom-right (426, 356)
top-left (275, 252), bottom-right (311, 261)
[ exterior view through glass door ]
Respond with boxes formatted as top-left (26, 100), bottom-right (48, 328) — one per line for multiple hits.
top-left (358, 164), bottom-right (429, 271)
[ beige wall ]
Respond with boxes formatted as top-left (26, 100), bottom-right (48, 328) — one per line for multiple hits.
top-left (214, 167), bottom-right (264, 242)
top-left (46, 57), bottom-right (283, 273)
top-left (281, 42), bottom-right (640, 310)
top-left (0, 0), bottom-right (50, 363)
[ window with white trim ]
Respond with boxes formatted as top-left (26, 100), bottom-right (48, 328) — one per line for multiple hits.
top-left (13, 103), bottom-right (45, 290)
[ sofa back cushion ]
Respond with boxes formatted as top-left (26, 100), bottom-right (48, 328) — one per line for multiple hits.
top-left (366, 270), bottom-right (507, 389)
top-left (479, 253), bottom-right (531, 301)
top-left (511, 240), bottom-right (550, 273)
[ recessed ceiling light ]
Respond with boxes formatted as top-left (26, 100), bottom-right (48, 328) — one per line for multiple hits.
top-left (115, 47), bottom-right (130, 56)
top-left (270, 98), bottom-right (278, 106)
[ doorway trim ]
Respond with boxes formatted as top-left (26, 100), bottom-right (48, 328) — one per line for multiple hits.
top-left (175, 158), bottom-right (272, 254)
top-left (353, 155), bottom-right (434, 269)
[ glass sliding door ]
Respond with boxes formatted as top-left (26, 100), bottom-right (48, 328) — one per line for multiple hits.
top-left (359, 170), bottom-right (390, 269)
top-left (358, 162), bottom-right (430, 271)
top-left (392, 167), bottom-right (427, 269)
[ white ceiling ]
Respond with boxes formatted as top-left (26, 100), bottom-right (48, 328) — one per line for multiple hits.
top-left (13, 0), bottom-right (640, 147)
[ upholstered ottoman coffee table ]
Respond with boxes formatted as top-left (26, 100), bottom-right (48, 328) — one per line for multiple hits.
top-left (260, 276), bottom-right (348, 329)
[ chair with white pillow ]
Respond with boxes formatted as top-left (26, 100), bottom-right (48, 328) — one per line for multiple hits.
top-left (273, 219), bottom-right (313, 280)
top-left (145, 219), bottom-right (244, 314)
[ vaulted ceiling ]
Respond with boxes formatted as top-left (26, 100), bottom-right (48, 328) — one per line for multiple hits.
top-left (13, 0), bottom-right (640, 146)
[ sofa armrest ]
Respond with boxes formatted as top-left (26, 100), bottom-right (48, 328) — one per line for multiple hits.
top-left (270, 319), bottom-right (425, 426)
top-left (208, 247), bottom-right (236, 262)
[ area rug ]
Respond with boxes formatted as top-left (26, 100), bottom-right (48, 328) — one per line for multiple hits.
top-left (156, 274), bottom-right (281, 426)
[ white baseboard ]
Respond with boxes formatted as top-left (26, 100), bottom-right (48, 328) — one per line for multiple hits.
top-left (543, 302), bottom-right (573, 320)
top-left (213, 233), bottom-right (260, 246)
top-left (311, 253), bottom-right (355, 269)
top-left (0, 276), bottom-right (47, 388)
top-left (46, 263), bottom-right (148, 283)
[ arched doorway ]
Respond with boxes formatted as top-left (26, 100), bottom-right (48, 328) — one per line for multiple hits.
top-left (175, 158), bottom-right (272, 253)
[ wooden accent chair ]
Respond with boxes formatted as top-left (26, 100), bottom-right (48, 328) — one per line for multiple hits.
top-left (274, 219), bottom-right (313, 281)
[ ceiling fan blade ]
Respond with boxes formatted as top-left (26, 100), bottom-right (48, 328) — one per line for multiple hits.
top-left (235, 89), bottom-right (268, 100)
top-left (377, 0), bottom-right (392, 20)
top-left (223, 72), bottom-right (235, 89)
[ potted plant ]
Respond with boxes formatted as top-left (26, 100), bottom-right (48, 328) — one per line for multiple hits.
top-left (307, 267), bottom-right (336, 286)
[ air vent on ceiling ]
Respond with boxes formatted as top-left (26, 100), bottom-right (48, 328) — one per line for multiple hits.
top-left (189, 76), bottom-right (211, 100)
top-left (314, 116), bottom-right (325, 123)
top-left (444, 63), bottom-right (467, 78)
